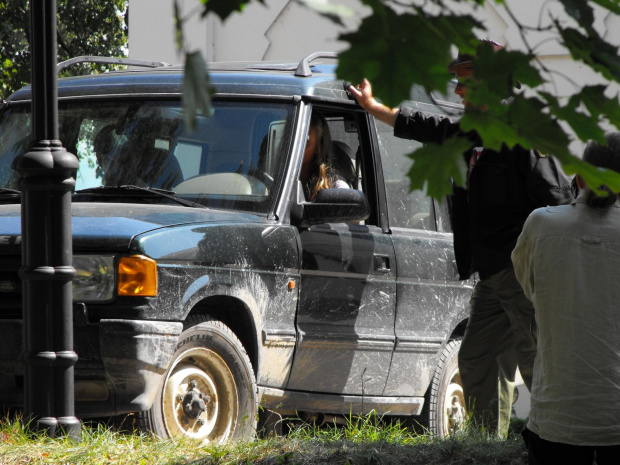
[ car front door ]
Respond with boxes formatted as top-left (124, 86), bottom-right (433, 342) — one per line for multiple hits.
top-left (286, 107), bottom-right (396, 396)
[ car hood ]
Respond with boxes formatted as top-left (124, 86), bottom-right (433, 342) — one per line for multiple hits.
top-left (0, 203), bottom-right (268, 252)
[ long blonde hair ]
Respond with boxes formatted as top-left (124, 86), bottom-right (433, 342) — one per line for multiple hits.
top-left (307, 113), bottom-right (334, 200)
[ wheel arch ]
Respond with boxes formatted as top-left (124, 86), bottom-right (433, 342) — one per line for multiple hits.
top-left (449, 318), bottom-right (468, 340)
top-left (185, 295), bottom-right (259, 375)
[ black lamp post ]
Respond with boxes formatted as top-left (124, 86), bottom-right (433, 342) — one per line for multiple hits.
top-left (12, 0), bottom-right (80, 440)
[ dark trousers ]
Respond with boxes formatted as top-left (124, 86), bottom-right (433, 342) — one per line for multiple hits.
top-left (523, 428), bottom-right (620, 465)
top-left (458, 268), bottom-right (537, 436)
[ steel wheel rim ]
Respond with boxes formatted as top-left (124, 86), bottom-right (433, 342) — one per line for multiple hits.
top-left (161, 347), bottom-right (238, 442)
top-left (443, 369), bottom-right (466, 436)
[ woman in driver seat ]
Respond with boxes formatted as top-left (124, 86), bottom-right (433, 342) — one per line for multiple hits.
top-left (300, 113), bottom-right (350, 200)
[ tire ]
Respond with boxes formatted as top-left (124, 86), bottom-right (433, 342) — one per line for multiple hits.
top-left (138, 315), bottom-right (257, 443)
top-left (422, 339), bottom-right (466, 437)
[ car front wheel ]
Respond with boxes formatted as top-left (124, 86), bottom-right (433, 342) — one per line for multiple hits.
top-left (422, 339), bottom-right (466, 437)
top-left (139, 315), bottom-right (257, 443)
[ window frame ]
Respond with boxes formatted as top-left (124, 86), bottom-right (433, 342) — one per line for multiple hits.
top-left (305, 103), bottom-right (388, 230)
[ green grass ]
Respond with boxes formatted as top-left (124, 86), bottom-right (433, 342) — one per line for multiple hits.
top-left (0, 412), bottom-right (527, 465)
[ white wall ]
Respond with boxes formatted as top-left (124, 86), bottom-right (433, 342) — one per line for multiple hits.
top-left (129, 0), bottom-right (366, 64)
top-left (129, 0), bottom-right (207, 65)
top-left (129, 0), bottom-right (619, 95)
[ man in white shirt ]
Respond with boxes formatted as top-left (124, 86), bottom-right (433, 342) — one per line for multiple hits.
top-left (512, 132), bottom-right (620, 464)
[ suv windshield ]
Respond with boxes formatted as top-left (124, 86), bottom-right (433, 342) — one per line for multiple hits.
top-left (0, 100), bottom-right (294, 213)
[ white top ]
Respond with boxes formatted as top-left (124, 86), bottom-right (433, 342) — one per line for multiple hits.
top-left (512, 193), bottom-right (620, 446)
top-left (333, 179), bottom-right (350, 189)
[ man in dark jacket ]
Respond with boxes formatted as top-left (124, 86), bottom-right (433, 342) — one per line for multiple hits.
top-left (350, 40), bottom-right (573, 436)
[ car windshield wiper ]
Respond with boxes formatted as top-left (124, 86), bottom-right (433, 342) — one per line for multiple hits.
top-left (73, 185), bottom-right (206, 208)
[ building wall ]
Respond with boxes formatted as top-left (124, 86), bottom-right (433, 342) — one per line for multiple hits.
top-left (129, 0), bottom-right (365, 65)
top-left (128, 0), bottom-right (619, 98)
top-left (129, 0), bottom-right (207, 65)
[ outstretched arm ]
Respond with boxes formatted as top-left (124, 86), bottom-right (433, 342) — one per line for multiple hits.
top-left (349, 79), bottom-right (399, 128)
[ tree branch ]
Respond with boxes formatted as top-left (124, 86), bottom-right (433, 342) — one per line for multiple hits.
top-left (56, 30), bottom-right (75, 57)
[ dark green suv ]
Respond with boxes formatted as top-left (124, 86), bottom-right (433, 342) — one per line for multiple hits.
top-left (0, 52), bottom-right (472, 442)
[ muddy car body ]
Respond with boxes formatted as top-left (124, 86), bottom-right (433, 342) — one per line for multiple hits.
top-left (0, 53), bottom-right (473, 440)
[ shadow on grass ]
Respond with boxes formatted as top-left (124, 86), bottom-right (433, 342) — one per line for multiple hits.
top-left (180, 413), bottom-right (528, 465)
top-left (181, 435), bottom-right (528, 465)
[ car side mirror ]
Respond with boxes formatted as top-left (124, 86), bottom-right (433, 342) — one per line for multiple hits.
top-left (291, 188), bottom-right (370, 227)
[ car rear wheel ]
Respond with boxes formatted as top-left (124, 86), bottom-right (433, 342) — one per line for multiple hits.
top-left (422, 339), bottom-right (466, 437)
top-left (138, 315), bottom-right (257, 443)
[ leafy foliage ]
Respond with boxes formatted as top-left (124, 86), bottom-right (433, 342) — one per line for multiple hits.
top-left (338, 0), bottom-right (482, 108)
top-left (0, 0), bottom-right (127, 99)
top-left (197, 0), bottom-right (263, 21)
top-left (407, 136), bottom-right (471, 199)
top-left (557, 24), bottom-right (620, 82)
top-left (194, 0), bottom-right (620, 198)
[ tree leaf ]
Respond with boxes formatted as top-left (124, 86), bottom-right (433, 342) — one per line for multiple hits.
top-left (579, 0), bottom-right (620, 15)
top-left (337, 1), bottom-right (481, 107)
top-left (407, 135), bottom-right (471, 199)
top-left (560, 154), bottom-right (620, 195)
top-left (182, 51), bottom-right (214, 132)
top-left (474, 45), bottom-right (543, 92)
top-left (557, 0), bottom-right (595, 34)
top-left (540, 91), bottom-right (606, 144)
top-left (508, 96), bottom-right (573, 158)
top-left (557, 23), bottom-right (620, 82)
top-left (579, 85), bottom-right (620, 131)
top-left (174, 0), bottom-right (184, 51)
top-left (198, 0), bottom-right (263, 21)
top-left (460, 110), bottom-right (527, 151)
top-left (460, 94), bottom-right (575, 161)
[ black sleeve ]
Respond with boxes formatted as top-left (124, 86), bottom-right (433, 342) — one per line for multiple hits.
top-left (393, 106), bottom-right (461, 144)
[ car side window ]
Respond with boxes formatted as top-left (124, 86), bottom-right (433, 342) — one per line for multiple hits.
top-left (303, 108), bottom-right (378, 227)
top-left (374, 120), bottom-right (439, 231)
top-left (329, 111), bottom-right (379, 227)
top-left (324, 113), bottom-right (360, 189)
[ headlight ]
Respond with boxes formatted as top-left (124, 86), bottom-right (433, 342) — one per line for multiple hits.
top-left (73, 255), bottom-right (115, 302)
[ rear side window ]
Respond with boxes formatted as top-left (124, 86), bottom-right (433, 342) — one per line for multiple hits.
top-left (375, 120), bottom-right (439, 231)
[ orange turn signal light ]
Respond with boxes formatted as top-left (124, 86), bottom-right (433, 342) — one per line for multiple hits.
top-left (117, 255), bottom-right (158, 297)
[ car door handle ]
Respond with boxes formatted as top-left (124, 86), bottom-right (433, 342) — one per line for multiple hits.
top-left (374, 255), bottom-right (391, 273)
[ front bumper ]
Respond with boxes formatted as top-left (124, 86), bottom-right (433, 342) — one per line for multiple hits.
top-left (0, 316), bottom-right (182, 417)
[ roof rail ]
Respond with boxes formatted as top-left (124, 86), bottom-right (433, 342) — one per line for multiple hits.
top-left (57, 56), bottom-right (170, 73)
top-left (294, 52), bottom-right (338, 77)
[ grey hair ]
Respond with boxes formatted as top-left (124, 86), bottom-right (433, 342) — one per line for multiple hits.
top-left (583, 132), bottom-right (620, 208)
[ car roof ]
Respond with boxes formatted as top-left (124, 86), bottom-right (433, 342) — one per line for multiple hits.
top-left (6, 53), bottom-right (463, 114)
top-left (7, 54), bottom-right (346, 101)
